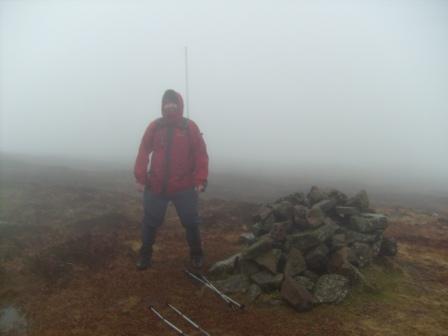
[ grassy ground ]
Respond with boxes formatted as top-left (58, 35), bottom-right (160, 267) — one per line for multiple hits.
top-left (1, 182), bottom-right (447, 335)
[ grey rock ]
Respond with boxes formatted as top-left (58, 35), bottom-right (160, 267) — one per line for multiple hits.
top-left (237, 259), bottom-right (261, 276)
top-left (371, 236), bottom-right (383, 256)
top-left (276, 192), bottom-right (307, 206)
top-left (327, 259), bottom-right (378, 292)
top-left (276, 253), bottom-right (287, 274)
top-left (252, 206), bottom-right (273, 223)
top-left (251, 222), bottom-right (264, 236)
top-left (362, 213), bottom-right (388, 230)
top-left (326, 247), bottom-right (350, 273)
top-left (284, 248), bottom-right (306, 277)
top-left (239, 232), bottom-right (256, 245)
top-left (255, 248), bottom-right (282, 274)
top-left (334, 262), bottom-right (359, 285)
top-left (215, 274), bottom-right (250, 294)
top-left (330, 233), bottom-right (346, 250)
top-left (346, 264), bottom-right (379, 293)
top-left (286, 220), bottom-right (339, 252)
top-left (251, 271), bottom-right (284, 291)
top-left (314, 274), bottom-right (349, 304)
top-left (327, 252), bottom-right (378, 293)
top-left (269, 221), bottom-right (290, 242)
top-left (303, 270), bottom-right (320, 282)
top-left (379, 237), bottom-right (398, 256)
top-left (281, 276), bottom-right (313, 312)
top-left (327, 189), bottom-right (348, 205)
top-left (305, 206), bottom-right (326, 228)
top-left (335, 206), bottom-right (360, 216)
top-left (344, 229), bottom-right (378, 244)
top-left (286, 233), bottom-right (320, 253)
top-left (291, 192), bottom-right (307, 205)
top-left (253, 212), bottom-right (276, 236)
top-left (348, 242), bottom-right (373, 268)
top-left (259, 212), bottom-right (277, 233)
top-left (272, 201), bottom-right (294, 222)
top-left (347, 215), bottom-right (371, 233)
top-left (208, 253), bottom-right (241, 277)
top-left (313, 199), bottom-right (337, 213)
top-left (347, 190), bottom-right (370, 211)
top-left (293, 276), bottom-right (315, 291)
top-left (305, 244), bottom-right (330, 272)
top-left (293, 205), bottom-right (308, 227)
top-left (307, 186), bottom-right (328, 206)
top-left (348, 214), bottom-right (388, 233)
top-left (247, 283), bottom-right (262, 303)
top-left (242, 236), bottom-right (273, 260)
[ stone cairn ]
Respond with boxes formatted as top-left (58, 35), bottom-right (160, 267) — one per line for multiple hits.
top-left (208, 186), bottom-right (398, 311)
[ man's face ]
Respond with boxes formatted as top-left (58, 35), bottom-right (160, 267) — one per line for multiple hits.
top-left (163, 102), bottom-right (178, 114)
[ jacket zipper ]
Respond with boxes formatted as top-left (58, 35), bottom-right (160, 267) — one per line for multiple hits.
top-left (161, 126), bottom-right (174, 195)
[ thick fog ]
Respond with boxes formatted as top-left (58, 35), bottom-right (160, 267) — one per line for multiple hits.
top-left (1, 0), bottom-right (447, 192)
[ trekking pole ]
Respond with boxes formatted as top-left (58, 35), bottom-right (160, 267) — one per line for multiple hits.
top-left (184, 269), bottom-right (232, 306)
top-left (167, 304), bottom-right (211, 336)
top-left (184, 269), bottom-right (245, 311)
top-left (148, 305), bottom-right (190, 336)
top-left (191, 272), bottom-right (244, 310)
top-left (201, 275), bottom-right (245, 311)
top-left (187, 269), bottom-right (244, 310)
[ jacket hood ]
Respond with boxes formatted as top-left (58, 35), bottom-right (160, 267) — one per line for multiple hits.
top-left (161, 89), bottom-right (184, 124)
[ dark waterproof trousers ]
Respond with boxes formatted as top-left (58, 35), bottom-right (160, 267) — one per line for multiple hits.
top-left (140, 187), bottom-right (203, 258)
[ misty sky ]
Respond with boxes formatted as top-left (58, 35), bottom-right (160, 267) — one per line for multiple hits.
top-left (1, 0), bottom-right (447, 188)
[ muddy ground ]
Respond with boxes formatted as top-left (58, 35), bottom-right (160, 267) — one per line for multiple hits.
top-left (1, 180), bottom-right (448, 335)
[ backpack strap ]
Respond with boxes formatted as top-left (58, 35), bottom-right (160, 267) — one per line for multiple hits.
top-left (181, 117), bottom-right (190, 133)
top-left (182, 118), bottom-right (193, 156)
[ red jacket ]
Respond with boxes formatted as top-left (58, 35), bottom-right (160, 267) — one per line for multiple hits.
top-left (134, 91), bottom-right (209, 195)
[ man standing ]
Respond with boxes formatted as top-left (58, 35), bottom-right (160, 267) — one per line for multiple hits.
top-left (134, 89), bottom-right (209, 270)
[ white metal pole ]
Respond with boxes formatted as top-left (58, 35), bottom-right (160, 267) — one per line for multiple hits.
top-left (184, 46), bottom-right (190, 118)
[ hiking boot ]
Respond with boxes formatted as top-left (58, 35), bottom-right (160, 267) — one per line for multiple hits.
top-left (190, 255), bottom-right (204, 269)
top-left (136, 256), bottom-right (151, 270)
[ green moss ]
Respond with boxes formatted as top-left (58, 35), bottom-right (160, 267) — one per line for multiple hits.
top-left (342, 262), bottom-right (407, 306)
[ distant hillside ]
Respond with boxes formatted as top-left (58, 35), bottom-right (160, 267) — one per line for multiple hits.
top-left (1, 152), bottom-right (447, 214)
